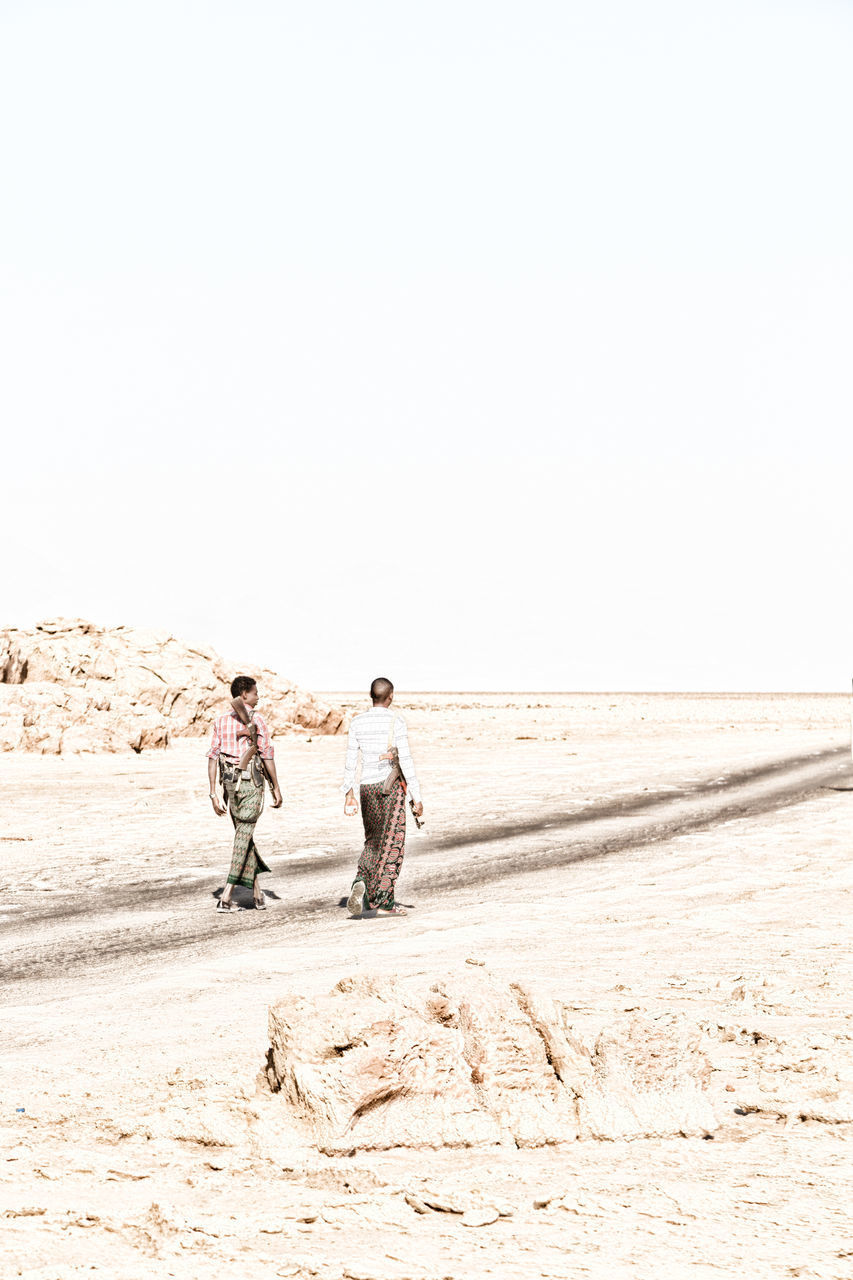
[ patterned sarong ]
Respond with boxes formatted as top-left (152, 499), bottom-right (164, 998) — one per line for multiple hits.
top-left (225, 775), bottom-right (270, 889)
top-left (354, 779), bottom-right (407, 910)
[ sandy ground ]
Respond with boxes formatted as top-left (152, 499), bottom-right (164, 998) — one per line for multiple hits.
top-left (1, 693), bottom-right (852, 1279)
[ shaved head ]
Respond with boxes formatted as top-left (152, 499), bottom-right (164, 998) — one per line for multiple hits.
top-left (370, 677), bottom-right (394, 704)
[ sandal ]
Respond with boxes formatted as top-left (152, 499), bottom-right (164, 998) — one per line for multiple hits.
top-left (375, 905), bottom-right (407, 917)
top-left (347, 880), bottom-right (367, 918)
top-left (254, 892), bottom-right (266, 911)
top-left (216, 899), bottom-right (240, 913)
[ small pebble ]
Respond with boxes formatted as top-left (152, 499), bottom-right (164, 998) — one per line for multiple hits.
top-left (462, 1207), bottom-right (500, 1227)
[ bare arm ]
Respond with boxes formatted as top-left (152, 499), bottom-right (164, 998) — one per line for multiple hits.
top-left (342, 721), bottom-right (360, 814)
top-left (264, 756), bottom-right (283, 808)
top-left (207, 757), bottom-right (226, 816)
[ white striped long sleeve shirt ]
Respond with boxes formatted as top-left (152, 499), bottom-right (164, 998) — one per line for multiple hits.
top-left (341, 706), bottom-right (422, 804)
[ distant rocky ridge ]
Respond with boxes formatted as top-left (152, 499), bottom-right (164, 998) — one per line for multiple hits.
top-left (0, 618), bottom-right (344, 754)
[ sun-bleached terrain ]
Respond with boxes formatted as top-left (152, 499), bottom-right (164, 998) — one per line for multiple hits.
top-left (1, 692), bottom-right (852, 1279)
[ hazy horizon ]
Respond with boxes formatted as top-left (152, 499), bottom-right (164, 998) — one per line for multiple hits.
top-left (314, 686), bottom-right (853, 704)
top-left (5, 612), bottom-right (853, 697)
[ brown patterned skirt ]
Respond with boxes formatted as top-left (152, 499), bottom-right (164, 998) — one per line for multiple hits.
top-left (355, 779), bottom-right (407, 910)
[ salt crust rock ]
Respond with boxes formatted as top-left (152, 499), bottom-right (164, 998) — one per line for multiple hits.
top-left (0, 618), bottom-right (344, 754)
top-left (266, 971), bottom-right (718, 1153)
top-left (704, 976), bottom-right (853, 1125)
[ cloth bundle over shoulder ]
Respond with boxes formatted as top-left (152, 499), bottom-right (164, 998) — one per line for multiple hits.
top-left (381, 715), bottom-right (403, 795)
top-left (230, 695), bottom-right (274, 793)
top-left (382, 715), bottom-right (424, 828)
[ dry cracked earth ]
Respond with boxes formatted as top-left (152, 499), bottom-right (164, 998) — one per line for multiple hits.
top-left (1, 693), bottom-right (852, 1279)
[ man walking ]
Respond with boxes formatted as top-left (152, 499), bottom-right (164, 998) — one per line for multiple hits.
top-left (342, 677), bottom-right (424, 918)
top-left (208, 676), bottom-right (282, 913)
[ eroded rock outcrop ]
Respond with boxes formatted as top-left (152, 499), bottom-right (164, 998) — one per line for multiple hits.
top-left (266, 971), bottom-right (718, 1152)
top-left (0, 618), bottom-right (344, 753)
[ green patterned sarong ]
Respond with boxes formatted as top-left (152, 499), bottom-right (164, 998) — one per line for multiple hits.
top-left (226, 775), bottom-right (270, 889)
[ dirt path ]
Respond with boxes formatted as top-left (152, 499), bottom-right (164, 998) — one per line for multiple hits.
top-left (1, 694), bottom-right (852, 1278)
top-left (2, 741), bottom-right (847, 994)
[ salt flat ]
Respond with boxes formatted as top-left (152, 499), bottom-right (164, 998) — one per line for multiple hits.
top-left (1, 693), bottom-right (852, 1279)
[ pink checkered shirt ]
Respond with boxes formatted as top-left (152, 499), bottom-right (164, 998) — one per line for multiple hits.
top-left (207, 710), bottom-right (274, 761)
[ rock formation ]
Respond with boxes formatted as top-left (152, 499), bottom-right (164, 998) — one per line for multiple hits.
top-left (0, 618), bottom-right (344, 753)
top-left (266, 970), bottom-right (718, 1153)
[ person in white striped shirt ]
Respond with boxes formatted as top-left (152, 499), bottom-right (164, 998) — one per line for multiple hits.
top-left (342, 677), bottom-right (424, 918)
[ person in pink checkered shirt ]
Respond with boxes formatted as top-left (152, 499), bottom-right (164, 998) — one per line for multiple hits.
top-left (207, 675), bottom-right (283, 913)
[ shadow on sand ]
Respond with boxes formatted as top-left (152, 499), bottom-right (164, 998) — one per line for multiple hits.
top-left (429, 745), bottom-right (850, 854)
top-left (212, 886), bottom-right (283, 909)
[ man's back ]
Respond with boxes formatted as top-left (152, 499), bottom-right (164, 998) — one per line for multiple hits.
top-left (208, 709), bottom-right (273, 762)
top-left (342, 706), bottom-right (421, 801)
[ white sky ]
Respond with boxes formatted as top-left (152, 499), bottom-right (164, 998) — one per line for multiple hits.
top-left (2, 0), bottom-right (852, 692)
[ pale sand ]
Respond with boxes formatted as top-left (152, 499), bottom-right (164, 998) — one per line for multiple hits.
top-left (1, 693), bottom-right (852, 1278)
